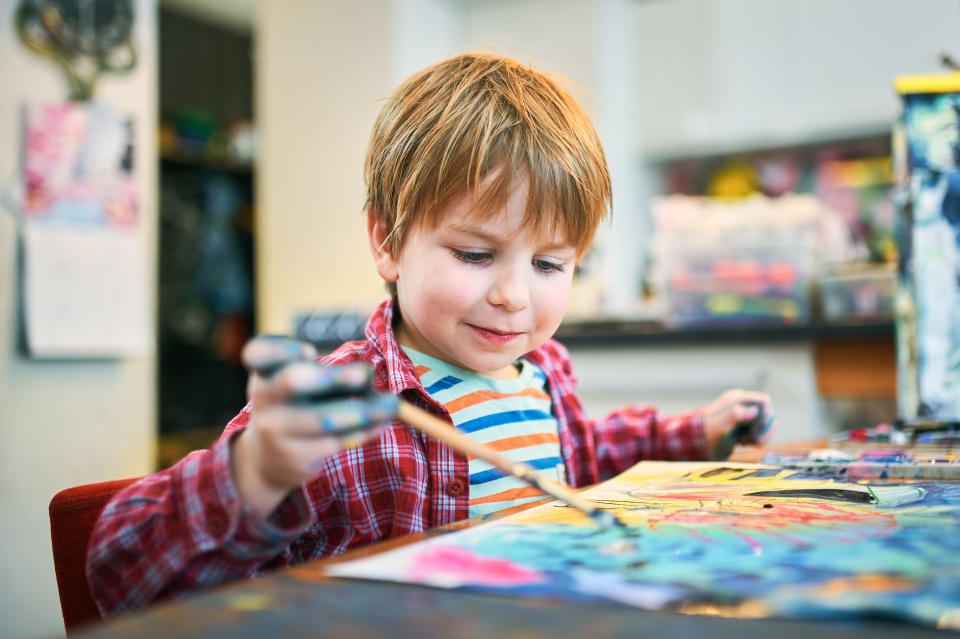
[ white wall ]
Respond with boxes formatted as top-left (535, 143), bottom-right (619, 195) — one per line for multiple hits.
top-left (256, 0), bottom-right (396, 333)
top-left (0, 1), bottom-right (157, 636)
top-left (637, 0), bottom-right (960, 157)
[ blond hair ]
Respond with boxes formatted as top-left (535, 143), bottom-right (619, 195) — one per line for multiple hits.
top-left (365, 52), bottom-right (611, 265)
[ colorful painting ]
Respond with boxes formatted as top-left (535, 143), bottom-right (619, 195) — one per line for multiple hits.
top-left (896, 77), bottom-right (960, 422)
top-left (328, 461), bottom-right (960, 629)
top-left (23, 101), bottom-right (136, 227)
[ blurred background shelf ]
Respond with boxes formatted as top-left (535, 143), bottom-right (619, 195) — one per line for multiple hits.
top-left (554, 317), bottom-right (894, 347)
top-left (160, 152), bottom-right (253, 175)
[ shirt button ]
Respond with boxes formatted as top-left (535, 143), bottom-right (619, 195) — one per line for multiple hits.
top-left (445, 478), bottom-right (465, 497)
top-left (208, 512), bottom-right (228, 537)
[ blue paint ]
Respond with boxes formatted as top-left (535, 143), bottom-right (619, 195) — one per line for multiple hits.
top-left (857, 450), bottom-right (908, 463)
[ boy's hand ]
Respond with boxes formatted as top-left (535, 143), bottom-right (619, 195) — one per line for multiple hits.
top-left (231, 336), bottom-right (396, 517)
top-left (701, 389), bottom-right (776, 460)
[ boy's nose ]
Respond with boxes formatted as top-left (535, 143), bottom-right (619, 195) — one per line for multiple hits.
top-left (487, 265), bottom-right (530, 312)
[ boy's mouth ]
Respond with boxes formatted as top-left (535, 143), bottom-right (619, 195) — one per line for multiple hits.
top-left (467, 324), bottom-right (522, 344)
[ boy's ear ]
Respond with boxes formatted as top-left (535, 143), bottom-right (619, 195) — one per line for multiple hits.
top-left (367, 207), bottom-right (399, 283)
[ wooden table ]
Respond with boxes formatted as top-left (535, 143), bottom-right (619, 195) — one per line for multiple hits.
top-left (76, 481), bottom-right (950, 639)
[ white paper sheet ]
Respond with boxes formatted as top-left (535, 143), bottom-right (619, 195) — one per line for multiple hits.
top-left (23, 224), bottom-right (149, 357)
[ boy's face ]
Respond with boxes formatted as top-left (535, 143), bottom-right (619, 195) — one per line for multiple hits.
top-left (373, 177), bottom-right (577, 379)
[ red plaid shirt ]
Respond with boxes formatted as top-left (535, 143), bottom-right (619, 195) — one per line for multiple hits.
top-left (87, 298), bottom-right (709, 616)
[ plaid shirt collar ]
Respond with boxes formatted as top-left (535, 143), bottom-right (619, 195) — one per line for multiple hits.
top-left (364, 297), bottom-right (424, 396)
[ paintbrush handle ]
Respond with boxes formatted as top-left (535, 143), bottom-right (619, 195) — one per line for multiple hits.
top-left (396, 400), bottom-right (601, 519)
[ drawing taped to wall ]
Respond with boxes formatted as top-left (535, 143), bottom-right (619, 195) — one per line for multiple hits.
top-left (328, 461), bottom-right (960, 629)
top-left (19, 101), bottom-right (148, 357)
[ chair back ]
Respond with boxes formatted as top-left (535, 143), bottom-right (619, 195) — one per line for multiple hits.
top-left (49, 477), bottom-right (141, 633)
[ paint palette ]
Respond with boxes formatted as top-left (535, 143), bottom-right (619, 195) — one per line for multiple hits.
top-left (762, 446), bottom-right (960, 480)
top-left (328, 461), bottom-right (960, 629)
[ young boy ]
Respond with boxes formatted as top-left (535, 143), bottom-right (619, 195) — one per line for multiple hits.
top-left (87, 52), bottom-right (774, 616)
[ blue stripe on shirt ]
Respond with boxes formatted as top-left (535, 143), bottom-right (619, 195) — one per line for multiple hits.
top-left (424, 375), bottom-right (462, 395)
top-left (470, 456), bottom-right (564, 484)
top-left (458, 409), bottom-right (553, 434)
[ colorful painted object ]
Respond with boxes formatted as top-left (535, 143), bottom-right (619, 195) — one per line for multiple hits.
top-left (328, 461), bottom-right (960, 629)
top-left (762, 446), bottom-right (960, 480)
top-left (895, 74), bottom-right (960, 423)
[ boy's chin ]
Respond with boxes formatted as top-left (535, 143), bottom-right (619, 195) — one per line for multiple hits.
top-left (458, 350), bottom-right (526, 377)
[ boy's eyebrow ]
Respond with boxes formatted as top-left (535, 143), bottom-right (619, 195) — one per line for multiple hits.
top-left (446, 223), bottom-right (575, 252)
top-left (445, 223), bottom-right (502, 243)
top-left (539, 241), bottom-right (576, 253)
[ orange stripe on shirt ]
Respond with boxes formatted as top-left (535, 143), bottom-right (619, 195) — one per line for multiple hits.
top-left (467, 432), bottom-right (560, 458)
top-left (444, 387), bottom-right (551, 414)
top-left (413, 365), bottom-right (431, 377)
top-left (469, 485), bottom-right (546, 506)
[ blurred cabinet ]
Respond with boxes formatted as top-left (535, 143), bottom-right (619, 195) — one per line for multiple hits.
top-left (157, 8), bottom-right (255, 467)
top-left (637, 0), bottom-right (960, 158)
top-left (158, 161), bottom-right (253, 432)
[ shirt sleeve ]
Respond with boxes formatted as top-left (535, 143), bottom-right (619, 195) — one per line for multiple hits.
top-left (85, 409), bottom-right (313, 617)
top-left (591, 405), bottom-right (712, 478)
top-left (534, 339), bottom-right (713, 481)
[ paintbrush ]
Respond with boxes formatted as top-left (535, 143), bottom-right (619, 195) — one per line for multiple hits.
top-left (395, 400), bottom-right (626, 529)
top-left (250, 343), bottom-right (625, 529)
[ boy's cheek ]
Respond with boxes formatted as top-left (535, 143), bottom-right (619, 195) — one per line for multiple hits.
top-left (407, 273), bottom-right (473, 314)
top-left (535, 278), bottom-right (574, 331)
top-left (545, 275), bottom-right (574, 310)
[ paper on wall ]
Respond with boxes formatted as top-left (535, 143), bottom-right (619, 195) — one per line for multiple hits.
top-left (17, 101), bottom-right (148, 358)
top-left (23, 224), bottom-right (149, 357)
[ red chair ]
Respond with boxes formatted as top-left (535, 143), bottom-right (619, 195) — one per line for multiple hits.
top-left (49, 477), bottom-right (141, 634)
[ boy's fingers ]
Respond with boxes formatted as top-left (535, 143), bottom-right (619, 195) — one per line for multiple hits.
top-left (261, 395), bottom-right (398, 439)
top-left (252, 361), bottom-right (374, 407)
top-left (756, 410), bottom-right (777, 442)
top-left (733, 402), bottom-right (760, 422)
top-left (282, 362), bottom-right (374, 403)
top-left (243, 335), bottom-right (318, 378)
top-left (255, 405), bottom-right (323, 439)
top-left (250, 361), bottom-right (321, 407)
top-left (733, 397), bottom-right (776, 444)
top-left (309, 395), bottom-right (398, 436)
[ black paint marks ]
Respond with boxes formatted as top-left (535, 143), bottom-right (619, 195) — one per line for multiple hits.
top-left (746, 489), bottom-right (875, 504)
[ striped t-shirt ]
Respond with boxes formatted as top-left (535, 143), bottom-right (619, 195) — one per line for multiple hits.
top-left (403, 347), bottom-right (564, 518)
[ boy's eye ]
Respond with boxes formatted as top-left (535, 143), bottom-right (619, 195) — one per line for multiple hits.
top-left (533, 259), bottom-right (565, 273)
top-left (451, 249), bottom-right (492, 264)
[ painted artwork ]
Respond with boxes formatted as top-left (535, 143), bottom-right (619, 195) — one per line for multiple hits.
top-left (328, 461), bottom-right (960, 629)
top-left (896, 77), bottom-right (960, 422)
top-left (23, 101), bottom-right (137, 226)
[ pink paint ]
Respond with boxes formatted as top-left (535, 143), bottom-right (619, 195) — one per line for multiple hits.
top-left (409, 546), bottom-right (545, 587)
top-left (729, 528), bottom-right (764, 555)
